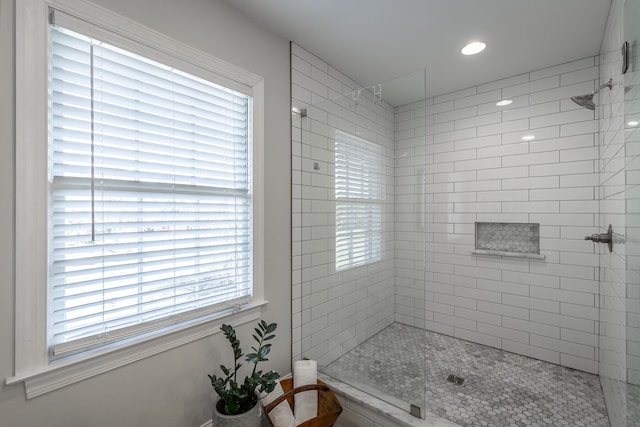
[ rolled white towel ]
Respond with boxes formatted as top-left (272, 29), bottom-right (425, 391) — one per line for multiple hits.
top-left (293, 360), bottom-right (317, 425)
top-left (260, 381), bottom-right (296, 427)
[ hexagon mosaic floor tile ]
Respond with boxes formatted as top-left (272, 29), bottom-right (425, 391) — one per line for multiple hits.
top-left (323, 323), bottom-right (609, 427)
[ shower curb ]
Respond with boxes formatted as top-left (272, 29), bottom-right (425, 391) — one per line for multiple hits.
top-left (318, 374), bottom-right (460, 427)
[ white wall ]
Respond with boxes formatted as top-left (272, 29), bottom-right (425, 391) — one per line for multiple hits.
top-left (0, 0), bottom-right (291, 426)
top-left (396, 57), bottom-right (603, 374)
top-left (291, 44), bottom-right (396, 365)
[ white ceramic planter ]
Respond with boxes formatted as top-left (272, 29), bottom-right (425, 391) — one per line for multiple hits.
top-left (212, 399), bottom-right (263, 427)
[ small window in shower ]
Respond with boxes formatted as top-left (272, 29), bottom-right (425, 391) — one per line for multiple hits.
top-left (334, 130), bottom-right (385, 271)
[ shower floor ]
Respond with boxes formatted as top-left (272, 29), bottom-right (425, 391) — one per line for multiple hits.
top-left (323, 323), bottom-right (609, 427)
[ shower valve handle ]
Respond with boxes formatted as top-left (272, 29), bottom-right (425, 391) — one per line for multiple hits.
top-left (585, 233), bottom-right (610, 243)
top-left (584, 224), bottom-right (613, 253)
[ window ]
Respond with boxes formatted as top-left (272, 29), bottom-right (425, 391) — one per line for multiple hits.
top-left (13, 0), bottom-right (265, 396)
top-left (334, 131), bottom-right (385, 270)
top-left (48, 25), bottom-right (253, 358)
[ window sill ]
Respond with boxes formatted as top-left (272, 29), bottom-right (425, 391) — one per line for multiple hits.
top-left (6, 300), bottom-right (267, 399)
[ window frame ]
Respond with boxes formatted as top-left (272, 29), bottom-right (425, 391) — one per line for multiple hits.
top-left (11, 0), bottom-right (266, 398)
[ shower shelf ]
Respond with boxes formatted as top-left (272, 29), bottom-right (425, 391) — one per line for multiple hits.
top-left (471, 249), bottom-right (545, 260)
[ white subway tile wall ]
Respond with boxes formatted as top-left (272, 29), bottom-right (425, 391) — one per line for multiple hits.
top-left (291, 44), bottom-right (398, 365)
top-left (293, 45), bottom-right (603, 373)
top-left (395, 56), bottom-right (602, 375)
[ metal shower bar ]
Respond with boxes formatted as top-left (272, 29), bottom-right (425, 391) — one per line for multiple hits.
top-left (348, 83), bottom-right (382, 106)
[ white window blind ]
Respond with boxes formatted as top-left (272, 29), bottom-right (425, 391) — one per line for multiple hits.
top-left (48, 25), bottom-right (253, 357)
top-left (334, 130), bottom-right (385, 271)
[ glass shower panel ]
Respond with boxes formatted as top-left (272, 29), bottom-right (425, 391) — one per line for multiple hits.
top-left (297, 70), bottom-right (428, 417)
top-left (625, 0), bottom-right (640, 423)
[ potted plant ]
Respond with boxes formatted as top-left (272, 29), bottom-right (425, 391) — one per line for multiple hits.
top-left (208, 320), bottom-right (280, 427)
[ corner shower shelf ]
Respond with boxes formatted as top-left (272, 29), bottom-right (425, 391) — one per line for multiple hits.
top-left (472, 222), bottom-right (545, 260)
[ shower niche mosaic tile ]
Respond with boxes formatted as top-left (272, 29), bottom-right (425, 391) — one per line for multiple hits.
top-left (471, 222), bottom-right (545, 260)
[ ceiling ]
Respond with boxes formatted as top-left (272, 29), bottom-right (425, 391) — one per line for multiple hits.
top-left (221, 0), bottom-right (612, 104)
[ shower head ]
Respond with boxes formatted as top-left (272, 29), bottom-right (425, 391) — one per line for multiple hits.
top-left (571, 93), bottom-right (596, 110)
top-left (570, 79), bottom-right (613, 110)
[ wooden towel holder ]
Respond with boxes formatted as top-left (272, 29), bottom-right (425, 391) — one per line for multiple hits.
top-left (263, 378), bottom-right (342, 427)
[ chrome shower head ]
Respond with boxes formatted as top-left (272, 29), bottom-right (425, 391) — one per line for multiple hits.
top-left (571, 93), bottom-right (596, 110)
top-left (570, 79), bottom-right (613, 110)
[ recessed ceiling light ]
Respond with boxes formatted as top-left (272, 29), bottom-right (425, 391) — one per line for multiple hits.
top-left (461, 41), bottom-right (486, 55)
top-left (496, 100), bottom-right (513, 106)
top-left (521, 134), bottom-right (536, 141)
top-left (628, 120), bottom-right (639, 127)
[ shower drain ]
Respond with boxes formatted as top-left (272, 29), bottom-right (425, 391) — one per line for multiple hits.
top-left (447, 374), bottom-right (465, 385)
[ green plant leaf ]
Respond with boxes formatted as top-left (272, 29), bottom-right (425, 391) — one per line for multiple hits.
top-left (260, 344), bottom-right (271, 358)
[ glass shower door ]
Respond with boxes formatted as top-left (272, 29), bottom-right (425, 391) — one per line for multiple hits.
top-left (294, 69), bottom-right (428, 417)
top-left (625, 0), bottom-right (640, 424)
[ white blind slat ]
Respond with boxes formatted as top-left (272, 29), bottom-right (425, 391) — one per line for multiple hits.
top-left (52, 274), bottom-right (251, 311)
top-left (52, 295), bottom-right (251, 356)
top-left (48, 24), bottom-right (253, 358)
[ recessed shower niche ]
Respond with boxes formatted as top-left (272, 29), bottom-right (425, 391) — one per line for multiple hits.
top-left (472, 222), bottom-right (544, 260)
